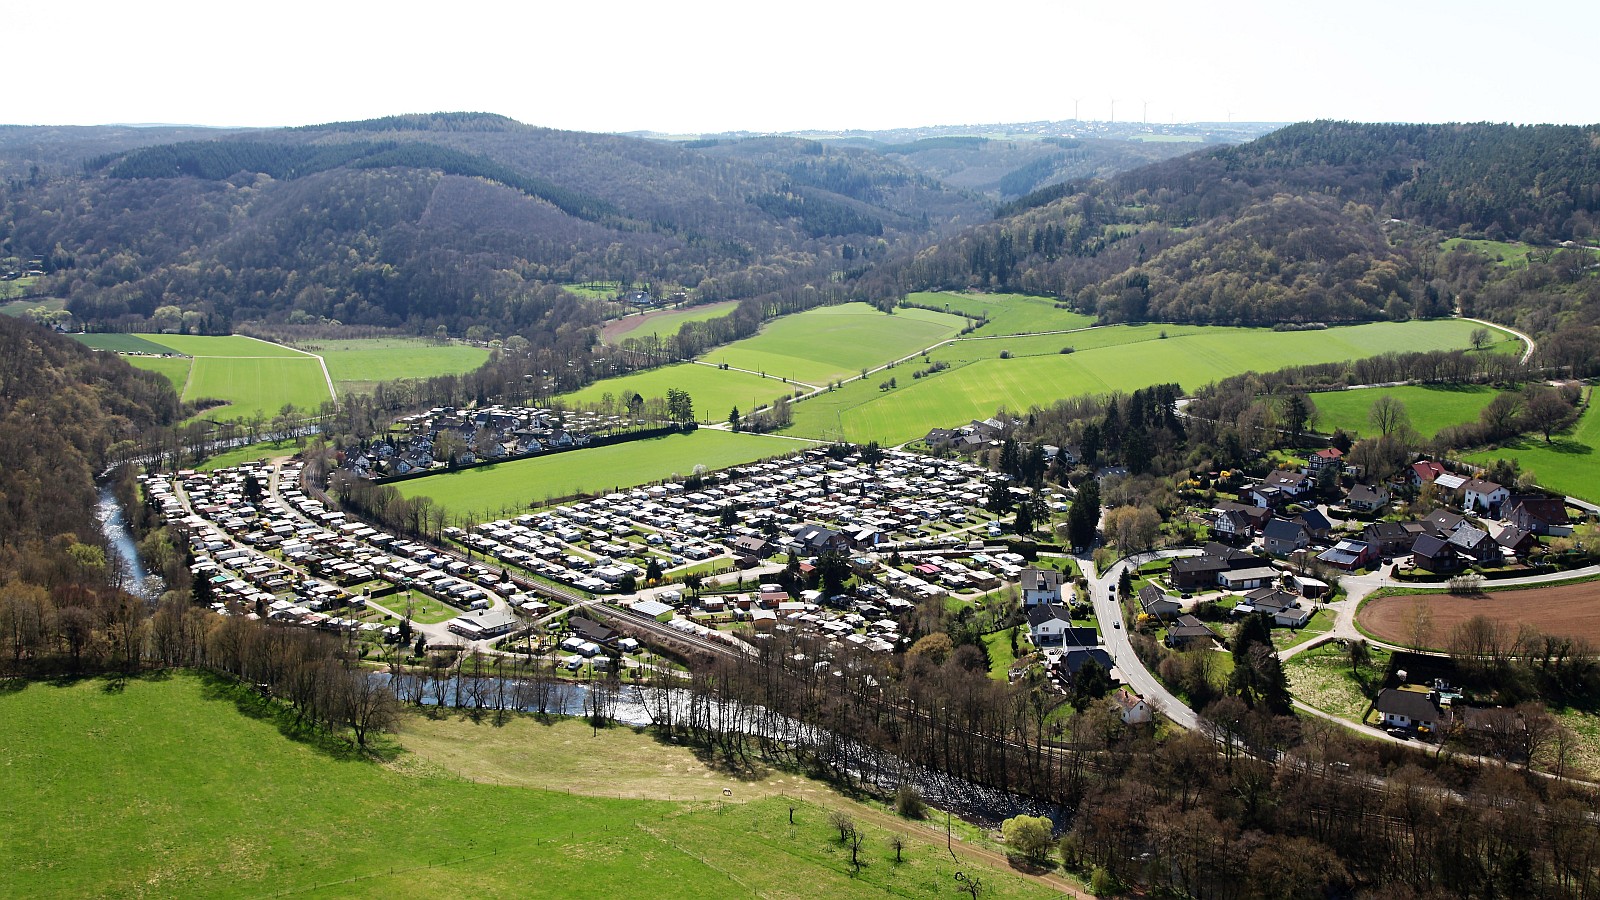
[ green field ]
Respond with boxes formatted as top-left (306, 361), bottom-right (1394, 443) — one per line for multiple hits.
top-left (904, 291), bottom-right (1097, 336)
top-left (1465, 397), bottom-right (1599, 502)
top-left (127, 354), bottom-right (192, 389)
top-left (1310, 384), bottom-right (1501, 439)
top-left (293, 337), bottom-right (490, 392)
top-left (0, 274), bottom-right (41, 301)
top-left (699, 303), bottom-right (968, 387)
top-left (196, 437), bottom-right (306, 471)
top-left (395, 429), bottom-right (803, 517)
top-left (0, 674), bottom-right (1058, 899)
top-left (561, 362), bottom-right (801, 423)
top-left (787, 319), bottom-right (1514, 445)
top-left (72, 332), bottom-right (176, 354)
top-left (604, 301), bottom-right (739, 344)
top-left (1442, 237), bottom-right (1600, 268)
top-left (564, 280), bottom-right (622, 299)
top-left (141, 334), bottom-right (313, 358)
top-left (184, 357), bottom-right (332, 420)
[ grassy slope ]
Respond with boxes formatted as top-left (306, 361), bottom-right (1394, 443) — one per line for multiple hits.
top-left (787, 320), bottom-right (1510, 445)
top-left (142, 334), bottom-right (312, 358)
top-left (904, 291), bottom-right (1097, 336)
top-left (1464, 398), bottom-right (1600, 502)
top-left (604, 301), bottom-right (740, 344)
top-left (0, 674), bottom-right (1058, 899)
top-left (559, 363), bottom-right (801, 423)
top-left (127, 354), bottom-right (193, 389)
top-left (1309, 383), bottom-right (1501, 439)
top-left (306, 338), bottom-right (490, 390)
top-left (184, 357), bottom-right (332, 420)
top-left (394, 430), bottom-right (801, 517)
top-left (699, 303), bottom-right (967, 387)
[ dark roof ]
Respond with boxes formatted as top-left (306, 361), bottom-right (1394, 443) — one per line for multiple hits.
top-left (1423, 509), bottom-right (1466, 534)
top-left (1507, 495), bottom-right (1569, 526)
top-left (1448, 525), bottom-right (1493, 551)
top-left (1294, 507), bottom-right (1333, 532)
top-left (1263, 519), bottom-right (1306, 542)
top-left (1167, 624), bottom-right (1219, 644)
top-left (1411, 533), bottom-right (1453, 558)
top-left (1020, 566), bottom-right (1064, 592)
top-left (1242, 587), bottom-right (1299, 612)
top-left (1375, 689), bottom-right (1440, 722)
top-left (1347, 484), bottom-right (1388, 504)
top-left (1060, 627), bottom-right (1101, 648)
top-left (568, 616), bottom-right (617, 644)
top-left (1364, 521), bottom-right (1411, 541)
top-left (1496, 525), bottom-right (1537, 550)
top-left (1026, 603), bottom-right (1074, 628)
top-left (1060, 647), bottom-right (1115, 676)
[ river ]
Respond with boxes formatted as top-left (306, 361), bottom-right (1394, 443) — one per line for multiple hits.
top-left (97, 482), bottom-right (160, 599)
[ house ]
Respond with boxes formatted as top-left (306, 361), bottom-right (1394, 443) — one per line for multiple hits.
top-left (1111, 688), bottom-right (1153, 725)
top-left (1461, 478), bottom-right (1510, 517)
top-left (1263, 470), bottom-right (1313, 497)
top-left (1217, 566), bottom-right (1281, 590)
top-left (1212, 507), bottom-right (1257, 541)
top-left (1346, 483), bottom-right (1390, 513)
top-left (732, 535), bottom-right (770, 558)
top-left (1058, 647), bottom-right (1116, 681)
top-left (568, 616), bottom-right (618, 645)
top-left (1317, 539), bottom-right (1374, 571)
top-left (1293, 507), bottom-right (1334, 540)
top-left (1237, 587), bottom-right (1313, 628)
top-left (1505, 495), bottom-right (1570, 535)
top-left (1494, 525), bottom-right (1538, 558)
top-left (1263, 518), bottom-right (1309, 557)
top-left (1410, 459), bottom-right (1448, 487)
top-left (447, 607), bottom-right (519, 640)
top-left (1375, 689), bottom-right (1442, 731)
top-left (1018, 566), bottom-right (1066, 608)
top-left (1364, 521), bottom-right (1419, 558)
top-left (1169, 544), bottom-right (1271, 591)
top-left (1138, 583), bottom-right (1182, 620)
top-left (1307, 447), bottom-right (1345, 478)
top-left (1027, 604), bottom-right (1096, 647)
top-left (1423, 509), bottom-right (1468, 536)
top-left (792, 524), bottom-right (850, 554)
top-left (1447, 525), bottom-right (1502, 565)
top-left (1243, 484), bottom-right (1288, 509)
top-left (1165, 614), bottom-right (1221, 650)
top-left (1410, 533), bottom-right (1463, 573)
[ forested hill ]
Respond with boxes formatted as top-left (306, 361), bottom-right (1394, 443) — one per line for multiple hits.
top-left (0, 315), bottom-right (180, 584)
top-left (879, 121), bottom-right (1600, 332)
top-left (0, 114), bottom-right (989, 337)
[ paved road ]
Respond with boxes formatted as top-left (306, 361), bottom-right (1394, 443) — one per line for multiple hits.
top-left (1081, 549), bottom-right (1202, 730)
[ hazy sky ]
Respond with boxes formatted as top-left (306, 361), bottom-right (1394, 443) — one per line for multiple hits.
top-left (7, 0), bottom-right (1596, 133)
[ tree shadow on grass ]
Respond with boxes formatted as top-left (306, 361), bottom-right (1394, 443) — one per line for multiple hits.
top-left (193, 669), bottom-right (396, 764)
top-left (644, 727), bottom-right (773, 783)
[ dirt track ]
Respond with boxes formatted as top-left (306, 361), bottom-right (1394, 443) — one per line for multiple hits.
top-left (1360, 580), bottom-right (1600, 646)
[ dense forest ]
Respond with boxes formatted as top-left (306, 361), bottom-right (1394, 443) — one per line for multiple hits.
top-left (874, 121), bottom-right (1600, 336)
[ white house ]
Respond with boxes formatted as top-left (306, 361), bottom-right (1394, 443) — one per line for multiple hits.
top-left (1111, 688), bottom-right (1152, 725)
top-left (1018, 566), bottom-right (1066, 608)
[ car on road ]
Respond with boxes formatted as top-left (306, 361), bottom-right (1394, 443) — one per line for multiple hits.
top-left (1385, 727), bottom-right (1411, 740)
top-left (1113, 621), bottom-right (1120, 629)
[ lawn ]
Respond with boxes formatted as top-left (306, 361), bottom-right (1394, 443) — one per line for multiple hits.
top-left (1464, 396), bottom-right (1599, 502)
top-left (0, 274), bottom-right (41, 301)
top-left (1442, 237), bottom-right (1599, 268)
top-left (184, 356), bottom-right (333, 421)
top-left (1309, 383), bottom-right (1501, 439)
top-left (904, 291), bottom-right (1097, 336)
top-left (291, 337), bottom-right (490, 393)
top-left (1271, 609), bottom-right (1334, 652)
top-left (0, 673), bottom-right (1061, 900)
top-left (699, 303), bottom-right (967, 386)
top-left (564, 280), bottom-right (622, 299)
top-left (558, 362), bottom-right (801, 423)
top-left (786, 319), bottom-right (1513, 445)
top-left (72, 332), bottom-right (177, 354)
top-left (1284, 642), bottom-right (1388, 722)
top-left (603, 300), bottom-right (740, 344)
top-left (127, 354), bottom-right (192, 389)
top-left (141, 334), bottom-right (314, 358)
top-left (982, 626), bottom-right (1023, 681)
top-left (196, 437), bottom-right (305, 471)
top-left (394, 430), bottom-right (801, 518)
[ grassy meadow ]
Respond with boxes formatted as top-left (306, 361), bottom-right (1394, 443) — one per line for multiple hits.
top-left (603, 300), bottom-right (740, 344)
top-left (182, 356), bottom-right (332, 420)
top-left (1309, 383), bottom-right (1501, 439)
top-left (72, 332), bottom-right (176, 353)
top-left (127, 354), bottom-right (193, 390)
top-left (293, 337), bottom-right (490, 393)
top-left (141, 334), bottom-right (313, 358)
top-left (560, 362), bottom-right (802, 423)
top-left (0, 674), bottom-right (1062, 899)
top-left (903, 291), bottom-right (1097, 336)
top-left (1464, 396), bottom-right (1599, 502)
top-left (699, 303), bottom-right (967, 386)
top-left (785, 319), bottom-right (1513, 445)
top-left (394, 429), bottom-right (802, 517)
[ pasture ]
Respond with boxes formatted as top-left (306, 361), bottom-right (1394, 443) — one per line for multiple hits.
top-left (1442, 238), bottom-right (1600, 268)
top-left (1359, 580), bottom-right (1600, 649)
top-left (293, 337), bottom-right (490, 393)
top-left (601, 300), bottom-right (739, 344)
top-left (141, 334), bottom-right (312, 358)
top-left (904, 291), bottom-right (1096, 336)
top-left (183, 357), bottom-right (332, 421)
top-left (559, 362), bottom-right (800, 423)
top-left (0, 674), bottom-right (1059, 900)
top-left (0, 274), bottom-right (40, 301)
top-left (126, 354), bottom-right (192, 390)
top-left (71, 332), bottom-right (175, 354)
top-left (1465, 397), bottom-right (1599, 502)
top-left (699, 303), bottom-right (967, 387)
top-left (786, 319), bottom-right (1514, 445)
top-left (1309, 384), bottom-right (1501, 439)
top-left (394, 429), bottom-right (800, 517)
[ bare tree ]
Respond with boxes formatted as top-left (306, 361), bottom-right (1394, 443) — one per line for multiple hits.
top-left (1368, 395), bottom-right (1409, 438)
top-left (1403, 598), bottom-right (1435, 652)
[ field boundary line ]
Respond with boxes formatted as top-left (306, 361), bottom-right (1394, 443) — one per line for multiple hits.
top-left (234, 334), bottom-right (338, 404)
top-left (635, 821), bottom-right (766, 897)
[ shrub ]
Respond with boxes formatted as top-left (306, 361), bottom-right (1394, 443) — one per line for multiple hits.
top-left (1001, 814), bottom-right (1053, 861)
top-left (895, 784), bottom-right (927, 819)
